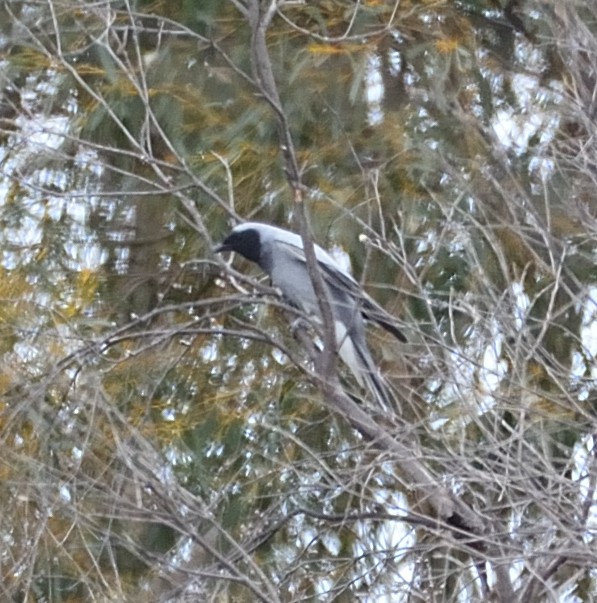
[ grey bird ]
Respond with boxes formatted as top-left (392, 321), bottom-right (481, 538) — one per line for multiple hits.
top-left (215, 222), bottom-right (406, 409)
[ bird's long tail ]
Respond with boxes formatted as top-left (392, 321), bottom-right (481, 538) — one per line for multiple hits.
top-left (336, 326), bottom-right (395, 411)
top-left (354, 345), bottom-right (395, 412)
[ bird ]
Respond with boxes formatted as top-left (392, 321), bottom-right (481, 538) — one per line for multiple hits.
top-left (215, 222), bottom-right (406, 409)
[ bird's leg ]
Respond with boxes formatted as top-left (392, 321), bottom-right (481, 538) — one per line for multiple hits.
top-left (286, 313), bottom-right (323, 362)
top-left (289, 316), bottom-right (310, 336)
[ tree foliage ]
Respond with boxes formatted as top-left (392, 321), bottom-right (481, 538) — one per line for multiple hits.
top-left (1, 0), bottom-right (597, 601)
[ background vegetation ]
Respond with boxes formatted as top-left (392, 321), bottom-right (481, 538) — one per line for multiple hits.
top-left (0, 0), bottom-right (596, 601)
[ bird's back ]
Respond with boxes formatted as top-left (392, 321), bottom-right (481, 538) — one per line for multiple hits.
top-left (264, 235), bottom-right (365, 345)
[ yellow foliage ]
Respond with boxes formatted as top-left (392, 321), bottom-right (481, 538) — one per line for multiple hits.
top-left (307, 42), bottom-right (370, 55)
top-left (0, 268), bottom-right (30, 300)
top-left (77, 268), bottom-right (99, 303)
top-left (145, 389), bottom-right (245, 445)
top-left (73, 63), bottom-right (108, 76)
top-left (532, 396), bottom-right (575, 419)
top-left (61, 269), bottom-right (100, 318)
top-left (0, 269), bottom-right (32, 338)
top-left (35, 245), bottom-right (48, 262)
top-left (62, 302), bottom-right (80, 319)
top-left (435, 37), bottom-right (461, 54)
top-left (10, 47), bottom-right (54, 70)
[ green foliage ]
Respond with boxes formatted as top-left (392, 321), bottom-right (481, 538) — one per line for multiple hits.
top-left (1, 0), bottom-right (597, 601)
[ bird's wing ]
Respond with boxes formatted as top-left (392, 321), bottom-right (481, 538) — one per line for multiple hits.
top-left (318, 261), bottom-right (407, 342)
top-left (277, 238), bottom-right (407, 342)
top-left (359, 298), bottom-right (407, 342)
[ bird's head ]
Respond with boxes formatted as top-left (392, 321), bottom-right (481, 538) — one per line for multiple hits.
top-left (215, 224), bottom-right (262, 264)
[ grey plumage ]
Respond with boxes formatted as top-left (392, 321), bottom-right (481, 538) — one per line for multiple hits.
top-left (215, 222), bottom-right (405, 409)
